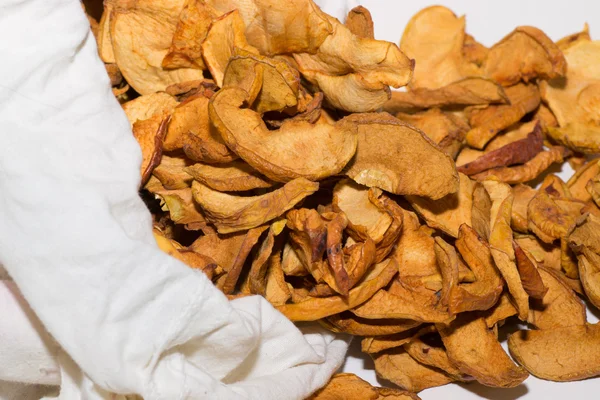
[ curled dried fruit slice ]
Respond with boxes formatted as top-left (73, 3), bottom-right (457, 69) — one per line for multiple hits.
top-left (185, 160), bottom-right (273, 192)
top-left (122, 92), bottom-right (178, 125)
top-left (569, 213), bottom-right (600, 308)
top-left (513, 242), bottom-right (547, 300)
top-left (400, 6), bottom-right (481, 89)
top-left (384, 78), bottom-right (508, 112)
top-left (527, 188), bottom-right (579, 244)
top-left (361, 327), bottom-right (433, 354)
top-left (465, 83), bottom-right (540, 149)
top-left (325, 312), bottom-right (420, 337)
top-left (404, 332), bottom-right (467, 381)
top-left (557, 24), bottom-right (591, 50)
top-left (508, 324), bottom-right (600, 382)
top-left (152, 154), bottom-right (193, 189)
top-left (307, 373), bottom-right (419, 400)
top-left (458, 123), bottom-right (543, 176)
top-left (484, 26), bottom-right (566, 86)
top-left (342, 113), bottom-right (458, 199)
top-left (344, 6), bottom-right (374, 39)
top-left (471, 146), bottom-right (571, 184)
top-left (373, 348), bottom-right (455, 392)
top-left (264, 251), bottom-right (291, 306)
top-left (248, 220), bottom-right (287, 295)
top-left (109, 0), bottom-right (205, 94)
top-left (133, 114), bottom-right (170, 185)
top-left (209, 87), bottom-right (357, 182)
top-left (482, 292), bottom-right (518, 328)
top-left (437, 314), bottom-right (528, 388)
top-left (153, 187), bottom-right (207, 230)
top-left (393, 209), bottom-right (439, 280)
top-left (567, 160), bottom-right (600, 202)
top-left (191, 178), bottom-right (318, 233)
top-left (406, 173), bottom-right (473, 238)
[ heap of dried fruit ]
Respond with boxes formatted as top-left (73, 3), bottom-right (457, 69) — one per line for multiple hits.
top-left (85, 1), bottom-right (600, 398)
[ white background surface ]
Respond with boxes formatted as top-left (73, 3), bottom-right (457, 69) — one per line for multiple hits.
top-left (333, 1), bottom-right (600, 398)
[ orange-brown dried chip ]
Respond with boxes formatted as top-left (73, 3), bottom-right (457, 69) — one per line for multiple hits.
top-left (510, 184), bottom-right (536, 233)
top-left (404, 331), bottom-right (468, 381)
top-left (152, 154), bottom-right (193, 189)
top-left (344, 6), bottom-right (374, 39)
top-left (569, 213), bottom-right (600, 308)
top-left (513, 242), bottom-right (547, 300)
top-left (133, 114), bottom-right (170, 185)
top-left (185, 160), bottom-right (273, 192)
top-left (325, 312), bottom-right (420, 337)
top-left (568, 160), bottom-right (600, 202)
top-left (307, 373), bottom-right (420, 400)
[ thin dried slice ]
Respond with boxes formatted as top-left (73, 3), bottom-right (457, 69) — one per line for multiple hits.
top-left (210, 87), bottom-right (357, 182)
top-left (394, 108), bottom-right (468, 158)
top-left (133, 114), bottom-right (170, 185)
top-left (152, 154), bottom-right (193, 189)
top-left (342, 113), bottom-right (458, 200)
top-left (471, 146), bottom-right (571, 184)
top-left (185, 160), bottom-right (273, 192)
top-left (513, 243), bottom-right (547, 300)
top-left (367, 189), bottom-right (404, 262)
top-left (332, 179), bottom-right (393, 244)
top-left (201, 10), bottom-right (260, 87)
top-left (281, 241), bottom-right (308, 276)
top-left (557, 24), bottom-right (591, 50)
top-left (373, 348), bottom-right (455, 392)
top-left (406, 173), bottom-right (473, 238)
top-left (206, 0), bottom-right (333, 55)
top-left (164, 93), bottom-right (212, 151)
top-left (324, 212), bottom-right (351, 295)
top-left (264, 251), bottom-right (291, 306)
top-left (569, 213), bottom-right (600, 308)
top-left (437, 314), bottom-right (528, 388)
top-left (541, 41), bottom-right (600, 154)
top-left (344, 6), bottom-right (374, 39)
top-left (361, 327), bottom-right (433, 354)
top-left (484, 26), bottom-right (566, 86)
top-left (153, 187), bottom-right (207, 229)
top-left (515, 234), bottom-right (561, 271)
top-left (165, 79), bottom-right (218, 100)
top-left (307, 373), bottom-right (419, 400)
top-left (400, 6), bottom-right (481, 89)
top-left (482, 292), bottom-right (518, 328)
top-left (458, 123), bottom-right (543, 176)
top-left (404, 332), bottom-right (466, 380)
top-left (161, 0), bottom-right (213, 70)
top-left (191, 178), bottom-right (318, 233)
top-left (393, 210), bottom-right (439, 280)
top-left (324, 312), bottom-right (420, 337)
top-left (508, 323), bottom-right (600, 381)
top-left (109, 0), bottom-right (204, 94)
top-left (511, 184), bottom-right (536, 233)
top-left (276, 258), bottom-right (398, 321)
top-left (248, 220), bottom-right (287, 295)
top-left (527, 191), bottom-right (578, 244)
top-left (122, 92), bottom-right (178, 126)
top-left (527, 266), bottom-right (586, 329)
top-left (286, 208), bottom-right (327, 283)
top-left (465, 83), bottom-right (540, 149)
top-left (462, 33), bottom-right (488, 66)
top-left (384, 78), bottom-right (508, 112)
top-left (568, 160), bottom-right (600, 202)
top-left (97, 3), bottom-right (116, 63)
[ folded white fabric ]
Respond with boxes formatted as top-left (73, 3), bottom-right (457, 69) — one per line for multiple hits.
top-left (0, 0), bottom-right (349, 399)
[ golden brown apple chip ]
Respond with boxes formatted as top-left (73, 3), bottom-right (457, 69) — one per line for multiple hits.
top-left (333, 179), bottom-right (393, 244)
top-left (462, 33), bottom-right (488, 66)
top-left (286, 208), bottom-right (328, 283)
top-left (206, 0), bottom-right (333, 55)
top-left (406, 173), bottom-right (473, 238)
top-left (153, 187), bottom-right (207, 229)
top-left (361, 327), bottom-right (433, 354)
top-left (342, 113), bottom-right (458, 199)
top-left (325, 312), bottom-right (420, 337)
top-left (373, 348), bottom-right (455, 392)
top-left (323, 212), bottom-right (351, 295)
top-left (557, 24), bottom-right (591, 50)
top-left (484, 26), bottom-right (566, 87)
top-left (201, 10), bottom-right (260, 87)
top-left (527, 266), bottom-right (586, 329)
top-left (508, 323), bottom-right (600, 381)
top-left (191, 178), bottom-right (318, 233)
top-left (248, 220), bottom-right (287, 295)
top-left (394, 108), bottom-right (468, 158)
top-left (510, 184), bottom-right (536, 233)
top-left (437, 313), bottom-right (528, 388)
top-left (264, 251), bottom-right (291, 306)
top-left (97, 3), bottom-right (116, 63)
top-left (189, 226), bottom-right (267, 293)
top-left (276, 258), bottom-right (398, 321)
top-left (400, 6), bottom-right (481, 90)
top-left (152, 154), bottom-right (193, 189)
top-left (122, 92), bottom-right (178, 126)
top-left (465, 83), bottom-right (540, 149)
top-left (108, 0), bottom-right (205, 94)
top-left (385, 78), bottom-right (508, 112)
top-left (458, 123), bottom-right (543, 176)
top-left (344, 6), bottom-right (374, 39)
top-left (471, 146), bottom-right (571, 184)
top-left (223, 54), bottom-right (300, 114)
top-left (404, 332), bottom-right (468, 381)
top-left (133, 114), bottom-right (170, 185)
top-left (307, 373), bottom-right (420, 400)
top-left (567, 160), bottom-right (600, 202)
top-left (481, 292), bottom-right (518, 328)
top-left (164, 93), bottom-right (213, 152)
top-left (541, 40), bottom-right (600, 154)
top-left (513, 242), bottom-right (547, 300)
top-left (294, 14), bottom-right (413, 112)
top-left (367, 190), bottom-right (405, 262)
top-left (161, 0), bottom-right (213, 70)
top-left (185, 160), bottom-right (273, 192)
top-left (281, 241), bottom-right (309, 276)
top-left (527, 190), bottom-right (578, 244)
top-left (568, 213), bottom-right (600, 308)
top-left (210, 87), bottom-right (357, 182)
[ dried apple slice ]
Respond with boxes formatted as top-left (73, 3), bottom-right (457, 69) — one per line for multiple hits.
top-left (191, 178), bottom-right (318, 233)
top-left (567, 160), bottom-right (600, 202)
top-left (508, 323), bottom-right (600, 381)
top-left (384, 78), bottom-right (508, 112)
top-left (248, 220), bottom-right (287, 295)
top-left (153, 187), bottom-right (207, 229)
top-left (210, 87), bottom-right (357, 182)
top-left (484, 26), bottom-right (566, 86)
top-left (281, 241), bottom-right (308, 276)
top-left (109, 0), bottom-right (205, 94)
top-left (325, 312), bottom-right (420, 337)
top-left (361, 327), bottom-right (432, 354)
top-left (307, 373), bottom-right (419, 400)
top-left (404, 332), bottom-right (468, 381)
top-left (465, 83), bottom-right (540, 149)
top-left (185, 160), bottom-right (273, 192)
top-left (264, 251), bottom-right (291, 306)
top-left (511, 184), bottom-right (536, 233)
top-left (406, 173), bottom-right (473, 238)
top-left (344, 6), bottom-right (374, 39)
top-left (152, 154), bottom-right (193, 189)
top-left (437, 314), bottom-right (528, 388)
top-left (482, 292), bottom-right (518, 328)
top-left (122, 92), bottom-right (178, 125)
top-left (286, 208), bottom-right (328, 283)
top-left (513, 242), bottom-right (547, 299)
top-left (527, 191), bottom-right (578, 244)
top-left (557, 24), bottom-right (591, 50)
top-left (342, 113), bottom-right (458, 200)
top-left (97, 3), bottom-right (116, 63)
top-left (569, 213), bottom-right (600, 308)
top-left (133, 114), bottom-right (170, 185)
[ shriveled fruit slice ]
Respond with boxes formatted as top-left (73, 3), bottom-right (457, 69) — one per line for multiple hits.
top-left (122, 92), bottom-right (178, 126)
top-left (361, 327), bottom-right (433, 354)
top-left (344, 6), bottom-right (374, 39)
top-left (484, 26), bottom-right (566, 86)
top-left (342, 113), bottom-right (458, 200)
top-left (569, 213), bottom-right (600, 308)
top-left (109, 0), bottom-right (204, 94)
top-left (247, 220), bottom-right (287, 296)
top-left (437, 314), bottom-right (528, 388)
top-left (511, 184), bottom-right (536, 233)
top-left (133, 114), bottom-right (170, 185)
top-left (556, 24), bottom-right (591, 50)
top-left (567, 160), bottom-right (600, 202)
top-left (153, 187), bottom-right (207, 229)
top-left (481, 292), bottom-right (518, 328)
top-left (264, 251), bottom-right (291, 306)
top-left (307, 373), bottom-right (420, 400)
top-left (191, 178), bottom-right (318, 233)
top-left (513, 242), bottom-right (547, 300)
top-left (465, 83), bottom-right (540, 149)
top-left (210, 87), bottom-right (357, 182)
top-left (404, 332), bottom-right (468, 381)
top-left (508, 323), bottom-right (600, 382)
top-left (152, 154), bottom-right (193, 190)
top-left (185, 160), bottom-right (273, 192)
top-left (393, 209), bottom-right (439, 280)
top-left (325, 312), bottom-right (420, 337)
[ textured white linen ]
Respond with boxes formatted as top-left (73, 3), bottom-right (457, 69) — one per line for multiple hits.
top-left (0, 0), bottom-right (350, 398)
